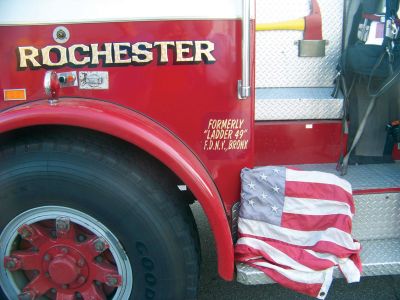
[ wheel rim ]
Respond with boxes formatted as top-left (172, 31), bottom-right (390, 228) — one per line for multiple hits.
top-left (0, 206), bottom-right (133, 299)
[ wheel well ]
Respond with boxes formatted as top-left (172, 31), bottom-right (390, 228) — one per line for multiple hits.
top-left (0, 124), bottom-right (203, 298)
top-left (0, 125), bottom-right (197, 205)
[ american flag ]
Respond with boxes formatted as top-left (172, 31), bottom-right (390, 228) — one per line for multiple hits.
top-left (235, 166), bottom-right (362, 299)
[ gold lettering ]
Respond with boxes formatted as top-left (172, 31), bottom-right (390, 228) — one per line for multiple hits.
top-left (41, 45), bottom-right (68, 67)
top-left (194, 41), bottom-right (216, 63)
top-left (17, 40), bottom-right (217, 69)
top-left (113, 43), bottom-right (131, 64)
top-left (18, 46), bottom-right (41, 68)
top-left (68, 44), bottom-right (90, 65)
top-left (175, 41), bottom-right (194, 62)
top-left (90, 43), bottom-right (113, 65)
top-left (153, 41), bottom-right (175, 63)
top-left (131, 42), bottom-right (153, 64)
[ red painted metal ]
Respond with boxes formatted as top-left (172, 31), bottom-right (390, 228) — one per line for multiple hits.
top-left (4, 221), bottom-right (120, 299)
top-left (254, 121), bottom-right (343, 166)
top-left (0, 98), bottom-right (235, 280)
top-left (0, 19), bottom-right (255, 212)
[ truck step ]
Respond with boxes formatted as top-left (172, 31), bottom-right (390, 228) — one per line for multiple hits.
top-left (237, 238), bottom-right (400, 285)
top-left (294, 163), bottom-right (400, 192)
top-left (255, 88), bottom-right (343, 121)
top-left (236, 163), bottom-right (400, 284)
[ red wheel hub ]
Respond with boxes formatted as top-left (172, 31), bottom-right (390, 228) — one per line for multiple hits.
top-left (48, 255), bottom-right (79, 284)
top-left (3, 218), bottom-right (123, 299)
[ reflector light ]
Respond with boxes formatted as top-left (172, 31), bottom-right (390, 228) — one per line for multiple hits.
top-left (3, 89), bottom-right (26, 101)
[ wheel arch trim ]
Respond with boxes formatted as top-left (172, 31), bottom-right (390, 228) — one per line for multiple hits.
top-left (0, 98), bottom-right (234, 280)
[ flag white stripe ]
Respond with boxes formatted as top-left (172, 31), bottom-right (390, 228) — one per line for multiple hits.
top-left (338, 258), bottom-right (361, 283)
top-left (284, 197), bottom-right (353, 217)
top-left (304, 249), bottom-right (340, 264)
top-left (239, 218), bottom-right (361, 251)
top-left (286, 169), bottom-right (352, 194)
top-left (252, 261), bottom-right (332, 300)
top-left (305, 249), bottom-right (361, 281)
top-left (318, 267), bottom-right (334, 300)
top-left (237, 237), bottom-right (313, 272)
top-left (252, 260), bottom-right (332, 285)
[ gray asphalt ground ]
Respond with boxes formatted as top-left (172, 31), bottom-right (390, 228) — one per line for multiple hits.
top-left (191, 202), bottom-right (400, 300)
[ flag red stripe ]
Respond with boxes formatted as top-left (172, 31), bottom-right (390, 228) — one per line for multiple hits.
top-left (236, 238), bottom-right (335, 271)
top-left (235, 244), bottom-right (292, 270)
top-left (238, 232), bottom-right (360, 258)
top-left (248, 263), bottom-right (323, 298)
top-left (285, 181), bottom-right (355, 214)
top-left (282, 213), bottom-right (353, 233)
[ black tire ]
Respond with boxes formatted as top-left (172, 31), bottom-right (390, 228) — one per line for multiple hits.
top-left (0, 127), bottom-right (200, 300)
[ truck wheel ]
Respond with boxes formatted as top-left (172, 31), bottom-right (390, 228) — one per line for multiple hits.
top-left (0, 129), bottom-right (200, 300)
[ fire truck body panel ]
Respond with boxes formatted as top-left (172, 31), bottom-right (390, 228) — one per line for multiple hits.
top-left (0, 1), bottom-right (256, 286)
top-left (0, 18), bottom-right (255, 211)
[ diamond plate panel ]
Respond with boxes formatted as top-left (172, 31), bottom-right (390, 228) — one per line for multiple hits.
top-left (237, 239), bottom-right (400, 285)
top-left (256, 0), bottom-right (344, 88)
top-left (255, 88), bottom-right (343, 120)
top-left (353, 193), bottom-right (400, 240)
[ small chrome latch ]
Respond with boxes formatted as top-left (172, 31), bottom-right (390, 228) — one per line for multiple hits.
top-left (238, 80), bottom-right (251, 99)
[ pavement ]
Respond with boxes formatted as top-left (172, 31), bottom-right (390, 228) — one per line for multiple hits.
top-left (191, 202), bottom-right (400, 300)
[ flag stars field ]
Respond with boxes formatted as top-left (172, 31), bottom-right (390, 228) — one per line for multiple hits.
top-left (248, 199), bottom-right (256, 207)
top-left (248, 182), bottom-right (256, 190)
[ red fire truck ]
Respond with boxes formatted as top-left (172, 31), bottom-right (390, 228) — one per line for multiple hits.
top-left (0, 0), bottom-right (399, 299)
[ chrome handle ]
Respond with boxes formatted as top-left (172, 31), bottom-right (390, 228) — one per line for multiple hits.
top-left (238, 0), bottom-right (251, 100)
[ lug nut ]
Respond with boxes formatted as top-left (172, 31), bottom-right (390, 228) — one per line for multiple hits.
top-left (77, 258), bottom-right (85, 267)
top-left (94, 238), bottom-right (107, 252)
top-left (107, 277), bottom-right (118, 286)
top-left (77, 234), bottom-right (86, 242)
top-left (18, 290), bottom-right (36, 300)
top-left (18, 225), bottom-right (33, 239)
top-left (5, 260), bottom-right (16, 269)
top-left (44, 254), bottom-right (51, 261)
top-left (56, 217), bottom-right (70, 234)
top-left (77, 275), bottom-right (86, 284)
top-left (4, 257), bottom-right (21, 271)
top-left (94, 280), bottom-right (102, 286)
top-left (105, 275), bottom-right (122, 287)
